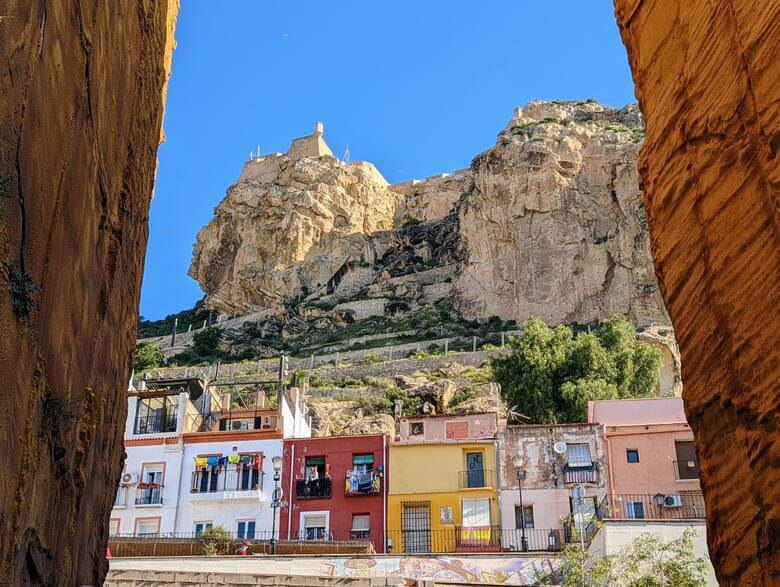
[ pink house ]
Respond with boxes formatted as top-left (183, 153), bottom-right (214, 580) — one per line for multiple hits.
top-left (588, 398), bottom-right (704, 520)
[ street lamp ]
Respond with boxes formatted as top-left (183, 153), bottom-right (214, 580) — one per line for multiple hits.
top-left (270, 455), bottom-right (283, 555)
top-left (513, 456), bottom-right (529, 552)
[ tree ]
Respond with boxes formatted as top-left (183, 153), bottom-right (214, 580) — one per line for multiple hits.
top-left (134, 342), bottom-right (165, 371)
top-left (200, 526), bottom-right (232, 556)
top-left (192, 326), bottom-right (222, 357)
top-left (493, 315), bottom-right (662, 423)
top-left (534, 529), bottom-right (708, 586)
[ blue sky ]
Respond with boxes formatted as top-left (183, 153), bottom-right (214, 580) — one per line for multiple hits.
top-left (141, 0), bottom-right (636, 320)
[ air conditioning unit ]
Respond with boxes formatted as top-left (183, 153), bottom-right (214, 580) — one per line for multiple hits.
top-left (121, 473), bottom-right (139, 486)
top-left (231, 420), bottom-right (249, 431)
top-left (663, 495), bottom-right (683, 507)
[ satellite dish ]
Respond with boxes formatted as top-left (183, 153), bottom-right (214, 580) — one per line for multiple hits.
top-left (553, 442), bottom-right (567, 454)
top-left (571, 485), bottom-right (586, 500)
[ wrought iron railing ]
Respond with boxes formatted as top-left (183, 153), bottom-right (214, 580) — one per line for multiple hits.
top-left (564, 464), bottom-right (599, 484)
top-left (135, 486), bottom-right (163, 505)
top-left (458, 469), bottom-right (494, 489)
top-left (185, 411), bottom-right (278, 433)
top-left (345, 469), bottom-right (381, 496)
top-left (296, 477), bottom-right (332, 499)
top-left (190, 467), bottom-right (263, 493)
top-left (605, 492), bottom-right (706, 520)
top-left (133, 411), bottom-right (178, 435)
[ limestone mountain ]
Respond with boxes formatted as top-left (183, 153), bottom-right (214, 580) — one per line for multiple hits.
top-left (190, 100), bottom-right (669, 329)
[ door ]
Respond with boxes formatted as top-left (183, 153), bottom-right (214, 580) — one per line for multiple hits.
top-left (402, 502), bottom-right (431, 553)
top-left (466, 452), bottom-right (484, 488)
top-left (675, 441), bottom-right (699, 479)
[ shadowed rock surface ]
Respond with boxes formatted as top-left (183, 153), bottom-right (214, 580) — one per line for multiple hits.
top-left (0, 1), bottom-right (178, 585)
top-left (614, 0), bottom-right (779, 583)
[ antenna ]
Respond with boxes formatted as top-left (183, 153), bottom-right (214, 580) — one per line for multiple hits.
top-left (553, 441), bottom-right (567, 455)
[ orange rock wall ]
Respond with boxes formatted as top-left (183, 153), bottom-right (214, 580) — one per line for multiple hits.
top-left (614, 1), bottom-right (779, 584)
top-left (0, 1), bottom-right (177, 585)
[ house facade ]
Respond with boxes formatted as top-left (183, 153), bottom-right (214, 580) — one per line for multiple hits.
top-left (279, 434), bottom-right (389, 552)
top-left (496, 423), bottom-right (609, 551)
top-left (110, 378), bottom-right (311, 539)
top-left (588, 397), bottom-right (704, 520)
top-left (387, 413), bottom-right (500, 553)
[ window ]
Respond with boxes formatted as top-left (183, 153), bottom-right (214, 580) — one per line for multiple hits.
top-left (351, 514), bottom-right (370, 540)
top-left (194, 522), bottom-right (213, 537)
top-left (237, 520), bottom-right (256, 539)
top-left (566, 444), bottom-right (593, 468)
top-left (352, 454), bottom-right (374, 472)
top-left (108, 519), bottom-right (120, 537)
top-left (303, 514), bottom-right (327, 540)
top-left (410, 422), bottom-right (424, 436)
top-left (136, 464), bottom-right (163, 505)
top-left (627, 501), bottom-right (645, 519)
top-left (136, 519), bottom-right (159, 536)
top-left (627, 449), bottom-right (640, 463)
top-left (465, 451), bottom-right (485, 488)
top-left (134, 396), bottom-right (178, 434)
top-left (305, 457), bottom-right (326, 481)
top-left (462, 498), bottom-right (491, 528)
top-left (514, 505), bottom-right (535, 529)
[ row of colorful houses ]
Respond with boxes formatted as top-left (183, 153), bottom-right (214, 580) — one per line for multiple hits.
top-left (111, 377), bottom-right (704, 557)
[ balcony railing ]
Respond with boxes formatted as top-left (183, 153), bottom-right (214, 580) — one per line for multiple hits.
top-left (296, 477), bottom-right (332, 499)
top-left (133, 411), bottom-right (178, 435)
top-left (386, 527), bottom-right (568, 554)
top-left (605, 492), bottom-right (706, 520)
top-left (186, 411), bottom-right (278, 434)
top-left (458, 469), bottom-right (494, 489)
top-left (190, 467), bottom-right (262, 494)
top-left (564, 464), bottom-right (599, 485)
top-left (135, 485), bottom-right (163, 505)
top-left (673, 459), bottom-right (700, 480)
top-left (345, 469), bottom-right (381, 496)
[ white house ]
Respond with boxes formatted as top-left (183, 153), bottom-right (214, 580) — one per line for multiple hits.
top-left (110, 377), bottom-right (311, 540)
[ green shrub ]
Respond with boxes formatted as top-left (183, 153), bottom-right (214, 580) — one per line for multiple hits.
top-left (200, 526), bottom-right (232, 556)
top-left (358, 352), bottom-right (386, 365)
top-left (134, 342), bottom-right (166, 371)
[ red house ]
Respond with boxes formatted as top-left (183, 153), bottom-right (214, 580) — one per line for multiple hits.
top-left (280, 434), bottom-right (389, 553)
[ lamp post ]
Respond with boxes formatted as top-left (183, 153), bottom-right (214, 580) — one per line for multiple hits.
top-left (513, 456), bottom-right (529, 552)
top-left (270, 455), bottom-right (283, 555)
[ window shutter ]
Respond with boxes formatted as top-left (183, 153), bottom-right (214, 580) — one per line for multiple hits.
top-left (351, 515), bottom-right (370, 531)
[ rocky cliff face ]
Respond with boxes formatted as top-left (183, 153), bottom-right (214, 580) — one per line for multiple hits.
top-left (456, 102), bottom-right (664, 325)
top-left (0, 2), bottom-right (177, 585)
top-left (614, 0), bottom-right (779, 583)
top-left (190, 125), bottom-right (402, 313)
top-left (191, 102), bottom-right (669, 329)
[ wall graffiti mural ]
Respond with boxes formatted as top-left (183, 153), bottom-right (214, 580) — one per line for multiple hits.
top-left (297, 554), bottom-right (560, 585)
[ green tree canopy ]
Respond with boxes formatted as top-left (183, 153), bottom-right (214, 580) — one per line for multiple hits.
top-left (493, 315), bottom-right (662, 424)
top-left (134, 342), bottom-right (166, 371)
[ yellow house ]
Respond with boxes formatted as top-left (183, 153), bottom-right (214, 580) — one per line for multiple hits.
top-left (388, 413), bottom-right (500, 553)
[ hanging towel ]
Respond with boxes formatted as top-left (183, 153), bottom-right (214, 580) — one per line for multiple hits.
top-left (228, 455), bottom-right (240, 465)
top-left (195, 457), bottom-right (208, 468)
top-left (207, 456), bottom-right (220, 468)
top-left (218, 456), bottom-right (228, 466)
top-left (239, 455), bottom-right (254, 467)
top-left (254, 453), bottom-right (263, 470)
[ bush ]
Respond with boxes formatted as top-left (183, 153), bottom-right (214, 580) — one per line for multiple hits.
top-left (493, 315), bottom-right (662, 424)
top-left (134, 342), bottom-right (166, 371)
top-left (200, 526), bottom-right (232, 556)
top-left (358, 352), bottom-right (385, 365)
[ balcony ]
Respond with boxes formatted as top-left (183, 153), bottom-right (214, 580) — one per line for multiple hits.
top-left (189, 467), bottom-right (263, 502)
top-left (674, 459), bottom-right (700, 480)
top-left (186, 411), bottom-right (278, 434)
top-left (345, 470), bottom-right (381, 496)
top-left (564, 464), bottom-right (599, 485)
top-left (135, 485), bottom-right (163, 506)
top-left (458, 469), bottom-right (494, 489)
top-left (133, 411), bottom-right (178, 435)
top-left (296, 477), bottom-right (332, 499)
top-left (606, 492), bottom-right (706, 520)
